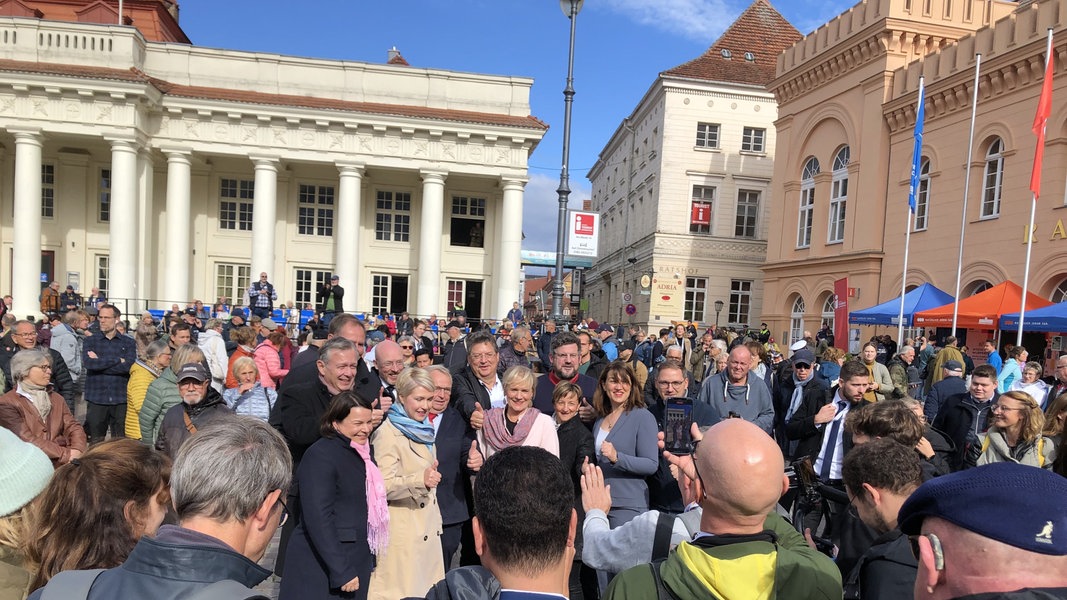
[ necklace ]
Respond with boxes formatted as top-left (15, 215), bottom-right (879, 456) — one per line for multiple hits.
top-left (603, 410), bottom-right (623, 430)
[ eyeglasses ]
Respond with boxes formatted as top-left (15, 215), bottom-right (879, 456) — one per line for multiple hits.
top-left (400, 345), bottom-right (414, 350)
top-left (554, 353), bottom-right (579, 361)
top-left (469, 353), bottom-right (496, 362)
top-left (990, 404), bottom-right (1026, 413)
top-left (32, 364), bottom-right (52, 371)
top-left (656, 380), bottom-right (686, 388)
top-left (275, 497), bottom-right (289, 527)
top-left (908, 533), bottom-right (944, 570)
top-left (794, 363), bottom-right (812, 369)
top-left (378, 360), bottom-right (405, 370)
top-left (14, 332), bottom-right (36, 338)
top-left (434, 386), bottom-right (452, 394)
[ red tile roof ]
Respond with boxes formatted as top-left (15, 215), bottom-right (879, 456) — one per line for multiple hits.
top-left (0, 59), bottom-right (548, 131)
top-left (662, 0), bottom-right (801, 87)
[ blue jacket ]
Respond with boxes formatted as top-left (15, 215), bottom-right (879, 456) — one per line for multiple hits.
top-left (82, 332), bottom-right (136, 405)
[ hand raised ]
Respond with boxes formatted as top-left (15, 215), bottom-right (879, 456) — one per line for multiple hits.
top-left (470, 403), bottom-right (486, 430)
top-left (424, 460), bottom-right (442, 489)
top-left (580, 459), bottom-right (612, 514)
top-left (466, 439), bottom-right (483, 472)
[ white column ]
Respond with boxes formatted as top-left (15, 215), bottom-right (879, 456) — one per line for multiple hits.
top-left (163, 149), bottom-right (192, 305)
top-left (335, 163), bottom-right (364, 304)
top-left (250, 157), bottom-right (279, 282)
top-left (135, 149), bottom-right (155, 314)
top-left (497, 177), bottom-right (526, 319)
top-left (11, 128), bottom-right (41, 318)
top-left (417, 170), bottom-right (447, 318)
top-left (108, 138), bottom-right (139, 308)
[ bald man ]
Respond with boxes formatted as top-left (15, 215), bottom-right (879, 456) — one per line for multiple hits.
top-left (585, 420), bottom-right (841, 598)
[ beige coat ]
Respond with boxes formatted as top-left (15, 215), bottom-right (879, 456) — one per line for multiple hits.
top-left (368, 419), bottom-right (444, 600)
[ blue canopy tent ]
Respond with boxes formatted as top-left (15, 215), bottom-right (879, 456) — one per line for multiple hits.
top-left (848, 283), bottom-right (955, 326)
top-left (1000, 301), bottom-right (1067, 332)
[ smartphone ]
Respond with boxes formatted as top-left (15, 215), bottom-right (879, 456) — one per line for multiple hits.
top-left (663, 397), bottom-right (695, 455)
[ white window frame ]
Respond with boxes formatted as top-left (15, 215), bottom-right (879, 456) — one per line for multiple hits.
top-left (1052, 279), bottom-right (1067, 303)
top-left (968, 280), bottom-right (993, 296)
top-left (828, 147), bottom-right (849, 244)
top-left (372, 274), bottom-right (392, 315)
top-left (790, 296), bottom-right (806, 348)
top-left (219, 178), bottom-right (254, 231)
top-left (684, 277), bottom-right (708, 323)
top-left (95, 255), bottom-right (109, 298)
top-left (215, 263), bottom-right (251, 308)
top-left (690, 185), bottom-right (714, 235)
top-left (297, 184), bottom-right (335, 237)
top-left (695, 122), bottom-right (720, 149)
top-left (729, 280), bottom-right (752, 327)
top-left (99, 168), bottom-right (111, 223)
top-left (447, 279), bottom-right (466, 312)
top-left (41, 164), bottom-right (55, 219)
top-left (797, 157), bottom-right (819, 248)
top-left (450, 196), bottom-right (487, 248)
top-left (981, 139), bottom-right (1004, 219)
top-left (741, 127), bottom-right (766, 153)
top-left (914, 158), bottom-right (930, 232)
top-left (294, 268), bottom-right (333, 309)
top-left (735, 189), bottom-right (760, 238)
top-left (375, 190), bottom-right (412, 242)
top-left (821, 294), bottom-right (836, 337)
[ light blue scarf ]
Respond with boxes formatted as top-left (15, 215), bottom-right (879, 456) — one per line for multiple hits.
top-left (386, 401), bottom-right (436, 450)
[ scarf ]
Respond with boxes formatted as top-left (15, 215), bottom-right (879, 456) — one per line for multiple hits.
top-left (385, 402), bottom-right (436, 450)
top-left (482, 406), bottom-right (540, 452)
top-left (18, 382), bottom-right (51, 420)
top-left (350, 439), bottom-right (389, 557)
top-left (785, 373), bottom-right (814, 423)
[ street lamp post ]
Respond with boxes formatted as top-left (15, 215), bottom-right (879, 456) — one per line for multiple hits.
top-left (714, 300), bottom-right (724, 327)
top-left (550, 0), bottom-right (584, 324)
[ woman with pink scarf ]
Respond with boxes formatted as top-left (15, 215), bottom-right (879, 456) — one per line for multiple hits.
top-left (279, 391), bottom-right (386, 600)
top-left (478, 365), bottom-right (559, 458)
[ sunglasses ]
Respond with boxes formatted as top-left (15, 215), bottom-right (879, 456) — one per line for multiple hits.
top-left (908, 533), bottom-right (944, 570)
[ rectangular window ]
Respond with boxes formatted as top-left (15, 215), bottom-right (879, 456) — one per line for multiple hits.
top-left (215, 263), bottom-right (251, 308)
top-left (372, 275), bottom-right (390, 315)
top-left (375, 190), bottom-right (412, 242)
top-left (41, 164), bottom-right (54, 219)
top-left (370, 274), bottom-right (409, 315)
top-left (695, 123), bottom-right (720, 148)
top-left (914, 168), bottom-right (930, 232)
top-left (729, 280), bottom-right (752, 326)
top-left (690, 186), bottom-right (714, 234)
top-left (447, 280), bottom-right (466, 311)
top-left (219, 178), bottom-right (254, 231)
top-left (298, 184), bottom-right (335, 237)
top-left (797, 186), bottom-right (814, 248)
top-left (741, 127), bottom-right (766, 152)
top-left (828, 174), bottom-right (847, 243)
top-left (99, 168), bottom-right (111, 222)
top-left (294, 268), bottom-right (333, 309)
top-left (684, 277), bottom-right (708, 323)
top-left (735, 190), bottom-right (759, 238)
top-left (450, 196), bottom-right (486, 248)
top-left (95, 255), bottom-right (109, 297)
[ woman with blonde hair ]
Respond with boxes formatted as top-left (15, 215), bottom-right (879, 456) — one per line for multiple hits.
top-left (1011, 361), bottom-right (1051, 409)
top-left (972, 390), bottom-right (1056, 469)
top-left (477, 366), bottom-right (558, 458)
top-left (222, 357), bottom-right (277, 421)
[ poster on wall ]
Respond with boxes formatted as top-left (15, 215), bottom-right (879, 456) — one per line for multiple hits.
top-left (650, 275), bottom-right (684, 321)
top-left (834, 278), bottom-right (849, 351)
top-left (567, 211), bottom-right (600, 258)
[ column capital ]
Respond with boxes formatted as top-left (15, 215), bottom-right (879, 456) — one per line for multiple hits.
top-left (336, 161), bottom-right (365, 177)
top-left (501, 176), bottom-right (529, 191)
top-left (8, 126), bottom-right (42, 145)
top-left (420, 169), bottom-right (448, 184)
top-left (104, 136), bottom-right (140, 153)
top-left (161, 146), bottom-right (193, 158)
top-left (250, 155), bottom-right (281, 170)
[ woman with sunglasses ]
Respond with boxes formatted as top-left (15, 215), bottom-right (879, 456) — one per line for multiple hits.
top-left (971, 390), bottom-right (1056, 469)
top-left (397, 336), bottom-right (417, 367)
top-left (280, 391), bottom-right (382, 600)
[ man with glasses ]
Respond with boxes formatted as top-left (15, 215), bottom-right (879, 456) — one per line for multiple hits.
top-left (898, 462), bottom-right (1067, 599)
top-left (155, 363), bottom-right (232, 459)
top-left (247, 272), bottom-right (277, 319)
top-left (532, 332), bottom-right (597, 417)
top-left (81, 304), bottom-right (136, 444)
top-left (0, 319), bottom-right (76, 413)
top-left (496, 325), bottom-right (531, 376)
top-left (1046, 354), bottom-right (1067, 404)
top-left (30, 417), bottom-right (292, 599)
top-left (371, 340), bottom-right (404, 406)
top-left (451, 332), bottom-right (504, 429)
top-left (932, 364), bottom-right (999, 471)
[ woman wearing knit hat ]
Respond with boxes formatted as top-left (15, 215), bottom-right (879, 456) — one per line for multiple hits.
top-left (0, 426), bottom-right (54, 600)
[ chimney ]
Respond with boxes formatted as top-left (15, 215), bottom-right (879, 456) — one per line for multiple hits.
top-left (387, 47), bottom-right (401, 62)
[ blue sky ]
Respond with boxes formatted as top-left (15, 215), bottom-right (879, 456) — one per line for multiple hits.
top-left (180, 0), bottom-right (855, 254)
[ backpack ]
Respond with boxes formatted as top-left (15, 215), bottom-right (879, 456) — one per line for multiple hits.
top-left (40, 569), bottom-right (268, 600)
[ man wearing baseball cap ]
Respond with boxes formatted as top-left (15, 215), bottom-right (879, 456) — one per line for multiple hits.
top-left (154, 363), bottom-right (232, 460)
top-left (898, 462), bottom-right (1067, 598)
top-left (923, 359), bottom-right (967, 422)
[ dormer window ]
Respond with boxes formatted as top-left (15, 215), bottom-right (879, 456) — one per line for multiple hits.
top-left (744, 52), bottom-right (755, 61)
top-left (720, 49), bottom-right (732, 59)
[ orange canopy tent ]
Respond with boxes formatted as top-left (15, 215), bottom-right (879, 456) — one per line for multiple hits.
top-left (913, 281), bottom-right (1053, 329)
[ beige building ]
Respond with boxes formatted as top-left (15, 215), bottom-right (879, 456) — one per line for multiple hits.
top-left (584, 0), bottom-right (801, 332)
top-left (0, 2), bottom-right (546, 321)
top-left (762, 0), bottom-right (1067, 345)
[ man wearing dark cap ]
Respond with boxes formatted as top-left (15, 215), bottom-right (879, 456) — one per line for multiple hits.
top-left (58, 285), bottom-right (81, 316)
top-left (898, 462), bottom-right (1067, 599)
top-left (154, 363), bottom-right (231, 459)
top-left (316, 274), bottom-right (344, 326)
top-left (442, 321), bottom-right (468, 373)
top-left (597, 323), bottom-right (618, 361)
top-left (775, 347), bottom-right (827, 460)
top-left (923, 359), bottom-right (967, 422)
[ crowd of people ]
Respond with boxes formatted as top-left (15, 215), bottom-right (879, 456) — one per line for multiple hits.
top-left (2, 290), bottom-right (1067, 599)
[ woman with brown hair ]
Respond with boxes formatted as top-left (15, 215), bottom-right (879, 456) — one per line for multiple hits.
top-left (253, 330), bottom-right (289, 389)
top-left (592, 361), bottom-right (658, 527)
top-left (24, 438), bottom-right (171, 592)
top-left (1043, 391), bottom-right (1067, 445)
top-left (973, 390), bottom-right (1056, 469)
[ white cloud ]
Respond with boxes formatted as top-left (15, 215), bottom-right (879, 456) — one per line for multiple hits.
top-left (521, 172), bottom-right (591, 254)
top-left (601, 0), bottom-right (732, 43)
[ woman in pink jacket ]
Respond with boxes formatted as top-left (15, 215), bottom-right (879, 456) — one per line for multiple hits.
top-left (253, 330), bottom-right (289, 389)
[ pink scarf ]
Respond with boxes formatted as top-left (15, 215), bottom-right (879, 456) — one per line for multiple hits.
top-left (351, 439), bottom-right (389, 556)
top-left (482, 407), bottom-right (541, 452)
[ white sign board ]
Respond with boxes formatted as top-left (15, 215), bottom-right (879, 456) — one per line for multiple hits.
top-left (567, 210), bottom-right (599, 258)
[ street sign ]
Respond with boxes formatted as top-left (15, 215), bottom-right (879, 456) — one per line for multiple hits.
top-left (621, 292), bottom-right (633, 303)
top-left (625, 303), bottom-right (637, 316)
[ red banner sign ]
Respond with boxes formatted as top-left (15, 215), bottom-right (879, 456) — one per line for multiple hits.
top-left (834, 278), bottom-right (849, 349)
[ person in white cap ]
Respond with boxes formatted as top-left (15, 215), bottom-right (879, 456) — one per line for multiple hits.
top-left (0, 426), bottom-right (54, 598)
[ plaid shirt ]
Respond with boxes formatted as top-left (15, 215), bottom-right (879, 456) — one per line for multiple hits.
top-left (82, 331), bottom-right (136, 405)
top-left (248, 281), bottom-right (277, 309)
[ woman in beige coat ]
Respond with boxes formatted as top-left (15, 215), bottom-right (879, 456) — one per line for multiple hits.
top-left (368, 368), bottom-right (444, 600)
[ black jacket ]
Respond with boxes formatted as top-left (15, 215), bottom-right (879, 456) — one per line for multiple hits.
top-left (156, 388), bottom-right (232, 460)
top-left (450, 365), bottom-right (491, 424)
top-left (844, 529), bottom-right (916, 600)
top-left (556, 416), bottom-right (595, 551)
top-left (434, 407), bottom-right (477, 526)
top-left (932, 392), bottom-right (997, 471)
top-left (774, 373), bottom-right (829, 443)
top-left (270, 379), bottom-right (335, 469)
top-left (785, 385), bottom-right (839, 462)
top-left (279, 355), bottom-right (379, 406)
top-left (315, 284), bottom-right (344, 314)
top-left (418, 566), bottom-right (501, 600)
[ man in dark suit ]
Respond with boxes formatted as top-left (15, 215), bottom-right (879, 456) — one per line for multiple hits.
top-left (280, 314), bottom-right (379, 404)
top-left (450, 332), bottom-right (503, 429)
top-left (428, 365), bottom-right (482, 570)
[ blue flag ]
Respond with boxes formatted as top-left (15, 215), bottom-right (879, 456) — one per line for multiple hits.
top-left (908, 77), bottom-right (925, 213)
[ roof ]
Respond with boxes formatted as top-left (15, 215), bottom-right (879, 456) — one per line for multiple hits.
top-left (913, 282), bottom-right (1054, 329)
top-left (661, 0), bottom-right (801, 87)
top-left (0, 59), bottom-right (548, 131)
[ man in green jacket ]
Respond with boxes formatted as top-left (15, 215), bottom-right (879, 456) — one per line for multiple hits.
top-left (604, 419), bottom-right (841, 600)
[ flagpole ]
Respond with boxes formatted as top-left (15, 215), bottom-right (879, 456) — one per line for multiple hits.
top-left (118, 0), bottom-right (123, 24)
top-left (1020, 29), bottom-right (1055, 346)
top-left (900, 76), bottom-right (925, 344)
top-left (952, 54), bottom-right (981, 338)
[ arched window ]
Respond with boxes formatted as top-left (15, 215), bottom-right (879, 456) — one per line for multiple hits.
top-left (821, 294), bottom-right (836, 334)
top-left (1051, 279), bottom-right (1067, 303)
top-left (914, 158), bottom-right (930, 231)
top-left (968, 280), bottom-right (993, 296)
top-left (797, 157), bottom-right (819, 248)
top-left (981, 138), bottom-right (1004, 218)
top-left (828, 147), bottom-right (849, 243)
top-left (790, 296), bottom-right (806, 347)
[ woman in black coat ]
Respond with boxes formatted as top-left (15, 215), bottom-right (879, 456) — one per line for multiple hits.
top-left (553, 381), bottom-right (597, 600)
top-left (279, 391), bottom-right (384, 600)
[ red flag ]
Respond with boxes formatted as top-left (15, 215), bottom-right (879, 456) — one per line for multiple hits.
top-left (1031, 31), bottom-right (1055, 199)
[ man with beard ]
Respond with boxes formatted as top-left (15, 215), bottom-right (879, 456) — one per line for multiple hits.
top-left (533, 332), bottom-right (597, 419)
top-left (155, 363), bottom-right (232, 459)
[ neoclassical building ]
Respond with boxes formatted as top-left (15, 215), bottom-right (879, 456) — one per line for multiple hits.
top-left (584, 0), bottom-right (801, 332)
top-left (0, 0), bottom-right (545, 321)
top-left (763, 0), bottom-right (1067, 345)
